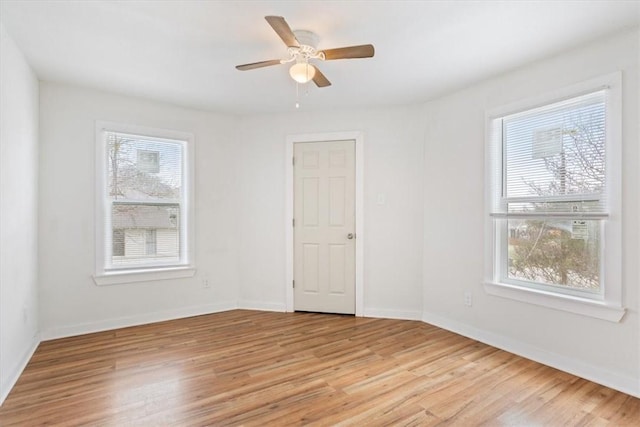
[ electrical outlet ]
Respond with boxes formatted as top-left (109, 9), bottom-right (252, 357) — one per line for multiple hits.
top-left (464, 292), bottom-right (472, 307)
top-left (203, 278), bottom-right (210, 289)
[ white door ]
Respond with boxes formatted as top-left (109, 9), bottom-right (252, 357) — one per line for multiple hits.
top-left (294, 140), bottom-right (356, 314)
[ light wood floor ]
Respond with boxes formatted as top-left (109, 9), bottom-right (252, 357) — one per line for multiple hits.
top-left (0, 310), bottom-right (638, 426)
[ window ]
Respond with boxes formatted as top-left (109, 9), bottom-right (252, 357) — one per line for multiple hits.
top-left (145, 229), bottom-right (157, 256)
top-left (94, 122), bottom-right (195, 285)
top-left (112, 229), bottom-right (125, 257)
top-left (485, 74), bottom-right (624, 321)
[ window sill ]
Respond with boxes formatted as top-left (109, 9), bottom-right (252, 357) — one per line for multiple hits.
top-left (483, 281), bottom-right (625, 322)
top-left (93, 267), bottom-right (196, 286)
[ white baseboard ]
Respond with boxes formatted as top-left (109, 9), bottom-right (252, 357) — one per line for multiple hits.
top-left (237, 300), bottom-right (286, 312)
top-left (0, 333), bottom-right (40, 406)
top-left (422, 310), bottom-right (639, 398)
top-left (41, 301), bottom-right (237, 341)
top-left (364, 308), bottom-right (423, 321)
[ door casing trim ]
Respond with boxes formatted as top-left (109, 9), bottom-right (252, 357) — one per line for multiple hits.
top-left (285, 131), bottom-right (364, 315)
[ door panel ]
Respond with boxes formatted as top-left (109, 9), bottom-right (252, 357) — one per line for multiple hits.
top-left (302, 244), bottom-right (320, 293)
top-left (328, 177), bottom-right (346, 226)
top-left (294, 140), bottom-right (355, 314)
top-left (302, 178), bottom-right (319, 226)
top-left (328, 244), bottom-right (346, 294)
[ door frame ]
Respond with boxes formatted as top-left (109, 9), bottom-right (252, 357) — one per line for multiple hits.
top-left (285, 131), bottom-right (364, 316)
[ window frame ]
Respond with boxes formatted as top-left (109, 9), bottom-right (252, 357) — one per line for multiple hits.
top-left (93, 121), bottom-right (196, 285)
top-left (484, 73), bottom-right (624, 322)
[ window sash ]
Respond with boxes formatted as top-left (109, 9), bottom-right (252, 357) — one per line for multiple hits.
top-left (497, 89), bottom-right (607, 215)
top-left (496, 217), bottom-right (604, 299)
top-left (102, 130), bottom-right (188, 272)
top-left (490, 89), bottom-right (609, 299)
top-left (104, 202), bottom-right (185, 272)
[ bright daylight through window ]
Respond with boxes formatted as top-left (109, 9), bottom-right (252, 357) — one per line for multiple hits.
top-left (95, 124), bottom-right (194, 283)
top-left (485, 74), bottom-right (623, 320)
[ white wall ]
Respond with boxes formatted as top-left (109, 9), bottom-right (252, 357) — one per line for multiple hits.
top-left (237, 106), bottom-right (425, 318)
top-left (0, 23), bottom-right (40, 404)
top-left (38, 83), bottom-right (240, 339)
top-left (38, 85), bottom-right (426, 334)
top-left (422, 29), bottom-right (639, 396)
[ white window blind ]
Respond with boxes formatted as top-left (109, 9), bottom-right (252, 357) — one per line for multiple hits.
top-left (491, 90), bottom-right (607, 219)
top-left (103, 131), bottom-right (186, 270)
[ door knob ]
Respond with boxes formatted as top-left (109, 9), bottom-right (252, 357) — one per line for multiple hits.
top-left (347, 233), bottom-right (354, 239)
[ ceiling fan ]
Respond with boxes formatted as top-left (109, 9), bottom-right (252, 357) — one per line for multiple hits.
top-left (236, 16), bottom-right (375, 88)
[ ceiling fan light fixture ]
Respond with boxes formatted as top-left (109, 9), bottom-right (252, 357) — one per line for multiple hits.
top-left (289, 62), bottom-right (316, 84)
top-left (236, 16), bottom-right (374, 90)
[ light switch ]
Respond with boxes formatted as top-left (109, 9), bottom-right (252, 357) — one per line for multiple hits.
top-left (376, 193), bottom-right (386, 205)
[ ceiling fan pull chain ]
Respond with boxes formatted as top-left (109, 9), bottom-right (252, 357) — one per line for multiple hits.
top-left (295, 82), bottom-right (300, 109)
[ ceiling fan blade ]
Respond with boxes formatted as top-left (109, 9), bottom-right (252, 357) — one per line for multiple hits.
top-left (311, 65), bottom-right (331, 88)
top-left (320, 44), bottom-right (375, 60)
top-left (235, 59), bottom-right (282, 71)
top-left (265, 16), bottom-right (299, 48)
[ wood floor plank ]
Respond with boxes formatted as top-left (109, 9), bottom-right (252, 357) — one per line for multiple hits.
top-left (0, 309), bottom-right (637, 426)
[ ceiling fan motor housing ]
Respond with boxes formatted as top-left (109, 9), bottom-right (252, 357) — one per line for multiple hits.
top-left (293, 30), bottom-right (319, 49)
top-left (288, 30), bottom-right (324, 62)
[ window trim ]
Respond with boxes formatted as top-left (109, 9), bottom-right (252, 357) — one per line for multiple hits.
top-left (484, 72), bottom-right (624, 322)
top-left (93, 121), bottom-right (196, 285)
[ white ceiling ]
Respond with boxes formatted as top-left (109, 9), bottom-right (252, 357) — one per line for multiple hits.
top-left (1, 1), bottom-right (638, 115)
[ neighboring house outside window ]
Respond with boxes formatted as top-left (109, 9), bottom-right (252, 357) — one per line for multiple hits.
top-left (94, 122), bottom-right (195, 285)
top-left (112, 205), bottom-right (178, 262)
top-left (484, 73), bottom-right (624, 322)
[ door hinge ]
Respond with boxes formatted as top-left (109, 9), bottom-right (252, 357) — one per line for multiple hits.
top-left (293, 280), bottom-right (295, 288)
top-left (292, 156), bottom-right (295, 166)
top-left (292, 218), bottom-right (295, 227)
